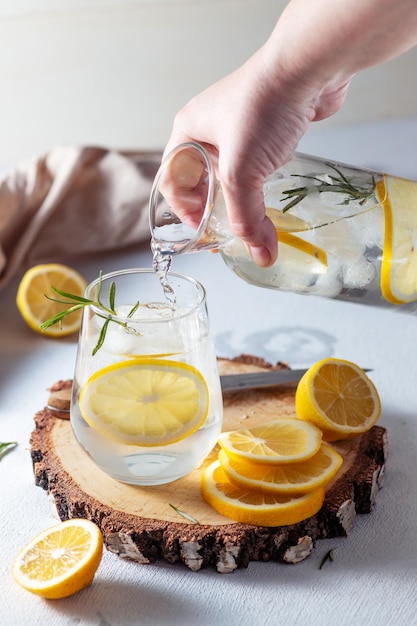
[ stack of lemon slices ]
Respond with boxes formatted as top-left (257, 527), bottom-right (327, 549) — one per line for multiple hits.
top-left (202, 418), bottom-right (339, 527)
top-left (202, 358), bottom-right (381, 527)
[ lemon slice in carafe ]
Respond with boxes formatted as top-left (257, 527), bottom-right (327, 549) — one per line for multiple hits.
top-left (266, 207), bottom-right (309, 232)
top-left (378, 176), bottom-right (417, 304)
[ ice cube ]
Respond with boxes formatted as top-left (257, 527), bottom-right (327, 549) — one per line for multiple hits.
top-left (312, 219), bottom-right (364, 261)
top-left (310, 262), bottom-right (343, 298)
top-left (343, 256), bottom-right (377, 289)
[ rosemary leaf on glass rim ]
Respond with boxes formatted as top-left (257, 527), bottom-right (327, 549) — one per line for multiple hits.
top-left (40, 271), bottom-right (140, 355)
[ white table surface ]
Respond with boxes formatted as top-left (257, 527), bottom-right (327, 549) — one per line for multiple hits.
top-left (2, 117), bottom-right (417, 626)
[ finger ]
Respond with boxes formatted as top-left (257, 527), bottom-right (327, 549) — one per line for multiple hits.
top-left (222, 185), bottom-right (278, 267)
top-left (158, 144), bottom-right (209, 229)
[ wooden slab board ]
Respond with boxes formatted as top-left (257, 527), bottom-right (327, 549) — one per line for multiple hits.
top-left (30, 356), bottom-right (388, 574)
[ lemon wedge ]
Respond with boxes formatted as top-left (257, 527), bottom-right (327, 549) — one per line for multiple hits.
top-left (79, 359), bottom-right (209, 446)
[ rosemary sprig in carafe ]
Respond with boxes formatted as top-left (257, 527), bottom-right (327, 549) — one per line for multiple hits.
top-left (280, 162), bottom-right (376, 212)
top-left (40, 271), bottom-right (140, 355)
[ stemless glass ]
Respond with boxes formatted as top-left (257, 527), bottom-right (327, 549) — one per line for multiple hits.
top-left (70, 268), bottom-right (223, 486)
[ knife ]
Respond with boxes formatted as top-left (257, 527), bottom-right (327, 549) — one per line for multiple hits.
top-left (220, 367), bottom-right (371, 392)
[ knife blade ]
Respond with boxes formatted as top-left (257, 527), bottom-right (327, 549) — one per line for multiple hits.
top-left (220, 367), bottom-right (371, 392)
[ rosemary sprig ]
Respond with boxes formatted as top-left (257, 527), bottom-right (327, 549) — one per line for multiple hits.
top-left (0, 441), bottom-right (17, 459)
top-left (281, 162), bottom-right (376, 212)
top-left (40, 271), bottom-right (140, 355)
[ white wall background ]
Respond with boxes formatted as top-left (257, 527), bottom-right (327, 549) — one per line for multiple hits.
top-left (1, 0), bottom-right (417, 167)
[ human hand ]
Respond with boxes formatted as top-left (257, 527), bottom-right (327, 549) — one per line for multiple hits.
top-left (163, 46), bottom-right (349, 267)
top-left (162, 0), bottom-right (417, 268)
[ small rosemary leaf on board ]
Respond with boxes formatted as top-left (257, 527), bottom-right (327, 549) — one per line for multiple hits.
top-left (319, 548), bottom-right (336, 570)
top-left (169, 503), bottom-right (199, 524)
top-left (0, 441), bottom-right (17, 459)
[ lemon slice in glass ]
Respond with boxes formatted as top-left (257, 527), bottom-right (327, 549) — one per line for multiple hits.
top-left (378, 176), bottom-right (417, 304)
top-left (79, 359), bottom-right (209, 446)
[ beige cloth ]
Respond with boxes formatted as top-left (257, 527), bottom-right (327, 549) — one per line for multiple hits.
top-left (0, 145), bottom-right (162, 290)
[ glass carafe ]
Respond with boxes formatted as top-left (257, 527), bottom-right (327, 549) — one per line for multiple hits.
top-left (149, 142), bottom-right (417, 313)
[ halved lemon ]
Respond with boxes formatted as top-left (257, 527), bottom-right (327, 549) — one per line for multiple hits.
top-left (217, 419), bottom-right (323, 465)
top-left (201, 460), bottom-right (325, 526)
top-left (79, 359), bottom-right (209, 446)
top-left (16, 263), bottom-right (87, 336)
top-left (218, 443), bottom-right (343, 494)
top-left (12, 519), bottom-right (103, 599)
top-left (295, 358), bottom-right (381, 442)
top-left (377, 176), bottom-right (417, 304)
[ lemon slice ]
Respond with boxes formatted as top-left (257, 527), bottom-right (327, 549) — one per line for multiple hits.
top-left (276, 231), bottom-right (328, 274)
top-left (266, 206), bottom-right (327, 270)
top-left (377, 176), bottom-right (417, 304)
top-left (266, 207), bottom-right (309, 232)
top-left (218, 443), bottom-right (343, 494)
top-left (16, 263), bottom-right (87, 336)
top-left (217, 419), bottom-right (323, 464)
top-left (201, 460), bottom-right (325, 526)
top-left (295, 358), bottom-right (381, 442)
top-left (79, 359), bottom-right (209, 446)
top-left (12, 519), bottom-right (103, 599)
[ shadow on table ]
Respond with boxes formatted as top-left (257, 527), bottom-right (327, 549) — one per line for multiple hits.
top-left (215, 325), bottom-right (337, 367)
top-left (50, 578), bottom-right (195, 626)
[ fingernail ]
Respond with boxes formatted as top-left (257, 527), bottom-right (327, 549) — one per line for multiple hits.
top-left (249, 245), bottom-right (272, 267)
